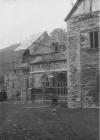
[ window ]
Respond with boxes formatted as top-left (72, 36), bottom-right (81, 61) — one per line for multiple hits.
top-left (62, 44), bottom-right (66, 51)
top-left (55, 45), bottom-right (59, 52)
top-left (53, 42), bottom-right (66, 52)
top-left (90, 31), bottom-right (98, 48)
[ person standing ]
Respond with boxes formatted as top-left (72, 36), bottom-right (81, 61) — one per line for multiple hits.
top-left (51, 94), bottom-right (58, 114)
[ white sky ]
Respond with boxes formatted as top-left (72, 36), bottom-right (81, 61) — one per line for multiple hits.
top-left (0, 0), bottom-right (76, 49)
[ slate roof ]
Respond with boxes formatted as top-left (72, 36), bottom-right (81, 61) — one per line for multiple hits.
top-left (14, 32), bottom-right (48, 51)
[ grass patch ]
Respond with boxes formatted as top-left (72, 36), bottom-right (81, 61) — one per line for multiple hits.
top-left (0, 103), bottom-right (99, 140)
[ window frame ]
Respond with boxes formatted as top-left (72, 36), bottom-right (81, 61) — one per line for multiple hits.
top-left (89, 30), bottom-right (99, 49)
top-left (80, 28), bottom-right (99, 49)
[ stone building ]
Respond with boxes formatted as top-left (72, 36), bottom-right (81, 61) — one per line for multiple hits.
top-left (4, 50), bottom-right (24, 100)
top-left (5, 0), bottom-right (99, 107)
top-left (6, 32), bottom-right (52, 100)
top-left (6, 30), bottom-right (68, 103)
top-left (29, 41), bottom-right (67, 102)
top-left (65, 0), bottom-right (99, 107)
top-left (0, 44), bottom-right (20, 92)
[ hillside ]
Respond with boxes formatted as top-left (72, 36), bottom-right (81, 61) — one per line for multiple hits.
top-left (0, 44), bottom-right (20, 63)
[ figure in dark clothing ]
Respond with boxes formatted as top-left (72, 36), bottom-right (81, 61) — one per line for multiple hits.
top-left (16, 91), bottom-right (20, 101)
top-left (51, 94), bottom-right (58, 114)
top-left (52, 95), bottom-right (58, 107)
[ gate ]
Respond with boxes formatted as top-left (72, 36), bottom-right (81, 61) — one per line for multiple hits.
top-left (30, 72), bottom-right (68, 104)
top-left (41, 72), bottom-right (68, 103)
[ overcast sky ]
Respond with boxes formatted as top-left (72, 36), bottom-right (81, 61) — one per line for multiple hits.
top-left (0, 0), bottom-right (76, 49)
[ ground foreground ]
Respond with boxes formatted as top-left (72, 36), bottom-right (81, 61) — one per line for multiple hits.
top-left (0, 102), bottom-right (99, 140)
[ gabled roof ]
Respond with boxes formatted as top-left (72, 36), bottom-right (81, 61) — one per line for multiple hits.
top-left (14, 31), bottom-right (48, 51)
top-left (30, 34), bottom-right (52, 55)
top-left (14, 39), bottom-right (33, 52)
top-left (64, 0), bottom-right (82, 21)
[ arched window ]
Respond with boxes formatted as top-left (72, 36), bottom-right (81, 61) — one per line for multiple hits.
top-left (52, 72), bottom-right (67, 95)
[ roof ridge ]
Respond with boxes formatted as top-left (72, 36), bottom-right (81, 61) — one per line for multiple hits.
top-left (64, 0), bottom-right (82, 21)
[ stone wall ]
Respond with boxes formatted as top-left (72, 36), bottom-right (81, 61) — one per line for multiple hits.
top-left (67, 11), bottom-right (100, 34)
top-left (33, 73), bottom-right (43, 88)
top-left (31, 60), bottom-right (67, 73)
top-left (67, 11), bottom-right (100, 107)
top-left (5, 72), bottom-right (19, 100)
top-left (6, 70), bottom-right (28, 101)
top-left (80, 48), bottom-right (99, 107)
top-left (67, 35), bottom-right (81, 108)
